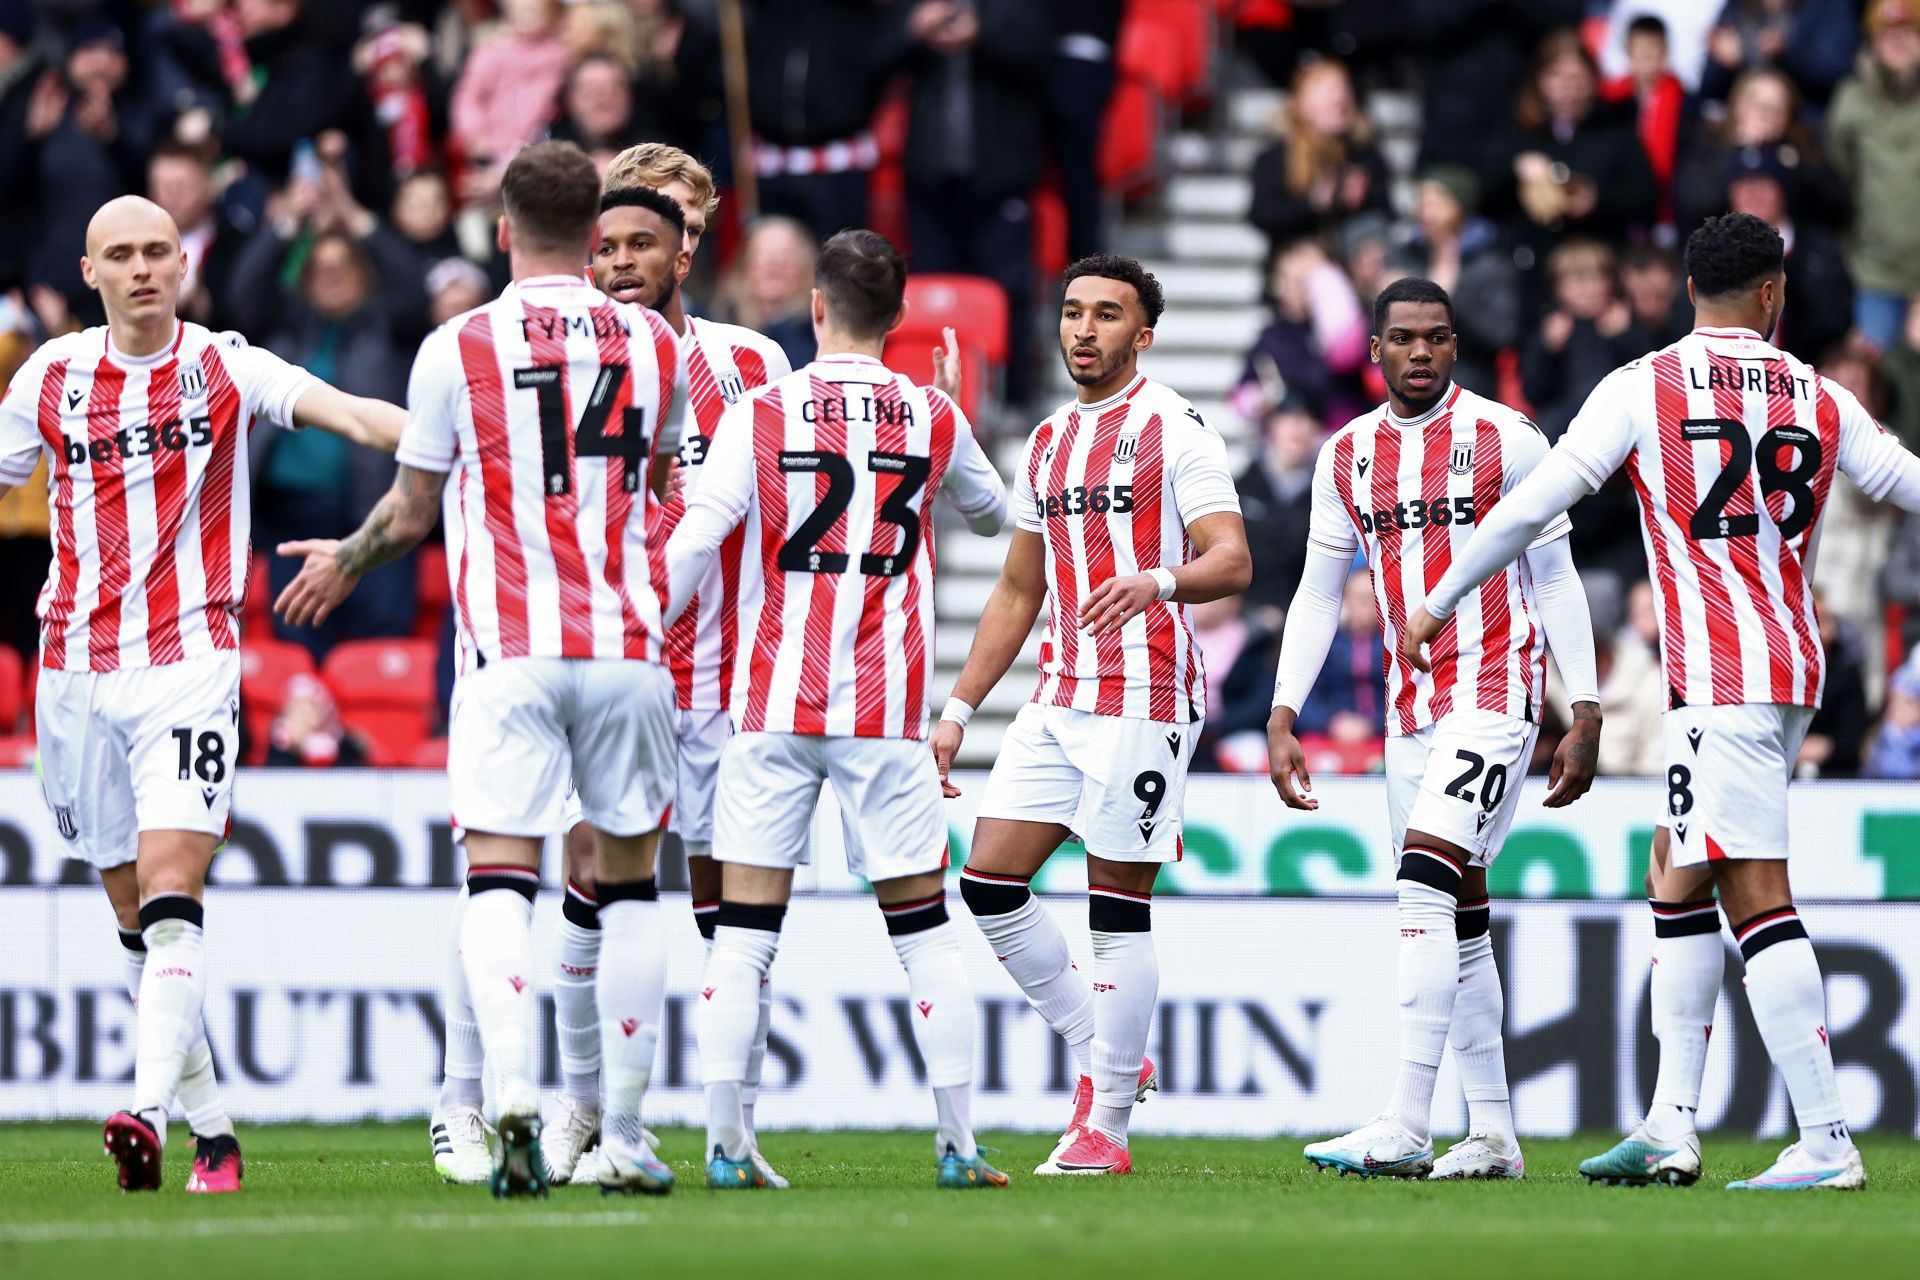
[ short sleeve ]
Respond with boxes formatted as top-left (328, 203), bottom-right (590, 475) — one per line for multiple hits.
top-left (217, 334), bottom-right (320, 429)
top-left (1504, 418), bottom-right (1575, 548)
top-left (1013, 426), bottom-right (1046, 533)
top-left (1167, 409), bottom-right (1241, 525)
top-left (0, 360), bottom-right (46, 487)
top-left (1555, 367), bottom-right (1642, 491)
top-left (1830, 380), bottom-right (1911, 501)
top-left (1305, 434), bottom-right (1361, 556)
top-left (396, 326), bottom-right (463, 474)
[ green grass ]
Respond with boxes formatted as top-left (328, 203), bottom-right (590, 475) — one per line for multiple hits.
top-left (1, 1125), bottom-right (1917, 1278)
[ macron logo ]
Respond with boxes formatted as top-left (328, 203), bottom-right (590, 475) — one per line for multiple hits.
top-left (620, 1018), bottom-right (641, 1038)
top-left (701, 987), bottom-right (716, 1001)
top-left (507, 976), bottom-right (527, 994)
top-left (916, 1001), bottom-right (934, 1018)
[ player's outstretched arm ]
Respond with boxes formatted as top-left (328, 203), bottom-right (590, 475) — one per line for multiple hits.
top-left (930, 528), bottom-right (1048, 797)
top-left (662, 398), bottom-right (753, 626)
top-left (1266, 546), bottom-right (1352, 811)
top-left (275, 463), bottom-right (446, 627)
top-left (930, 326), bottom-right (962, 405)
top-left (1080, 510), bottom-right (1251, 637)
top-left (290, 383), bottom-right (409, 452)
top-left (1524, 534), bottom-right (1603, 807)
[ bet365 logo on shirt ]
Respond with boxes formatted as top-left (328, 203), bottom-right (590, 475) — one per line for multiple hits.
top-left (1350, 495), bottom-right (1476, 535)
top-left (62, 415), bottom-right (213, 466)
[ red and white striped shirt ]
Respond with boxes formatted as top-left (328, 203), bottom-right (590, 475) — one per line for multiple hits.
top-left (1310, 384), bottom-right (1570, 736)
top-left (397, 276), bottom-right (684, 665)
top-left (662, 354), bottom-right (1006, 739)
top-left (649, 317), bottom-right (790, 710)
top-left (1557, 327), bottom-right (1909, 708)
top-left (0, 324), bottom-right (318, 672)
top-left (1014, 375), bottom-right (1241, 724)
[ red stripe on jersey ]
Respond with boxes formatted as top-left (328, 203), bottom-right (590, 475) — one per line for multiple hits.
top-left (1419, 418), bottom-right (1459, 719)
top-left (1026, 420), bottom-right (1059, 679)
top-left (1131, 412), bottom-right (1178, 723)
top-left (1332, 432), bottom-right (1356, 534)
top-left (791, 373), bottom-right (849, 734)
top-left (84, 361), bottom-right (129, 672)
top-left (1471, 421), bottom-right (1513, 715)
top-left (1082, 404), bottom-right (1131, 716)
top-left (663, 340), bottom-right (724, 700)
top-left (453, 466), bottom-right (475, 644)
top-left (522, 304), bottom-right (597, 659)
top-left (1653, 350), bottom-right (1742, 702)
top-left (142, 361), bottom-right (189, 664)
top-left (36, 360), bottom-right (77, 669)
top-left (1706, 352), bottom-right (1794, 704)
top-left (852, 380), bottom-right (910, 736)
top-left (908, 391), bottom-right (960, 733)
top-left (589, 303), bottom-right (647, 660)
top-left (1763, 372), bottom-right (1830, 687)
top-left (1044, 414), bottom-right (1083, 704)
top-left (740, 389), bottom-right (791, 732)
top-left (1371, 422), bottom-right (1415, 734)
top-left (196, 347), bottom-right (242, 652)
top-left (458, 312), bottom-right (532, 658)
top-left (1625, 449), bottom-right (1684, 700)
top-left (718, 348), bottom-right (768, 707)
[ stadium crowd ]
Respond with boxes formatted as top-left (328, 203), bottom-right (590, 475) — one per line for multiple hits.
top-left (2, 0), bottom-right (1919, 780)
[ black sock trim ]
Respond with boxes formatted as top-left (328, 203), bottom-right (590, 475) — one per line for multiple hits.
top-left (1089, 885), bottom-right (1151, 933)
top-left (117, 928), bottom-right (146, 954)
top-left (598, 877), bottom-right (659, 905)
top-left (138, 895), bottom-right (204, 930)
top-left (880, 893), bottom-right (948, 936)
top-left (562, 879), bottom-right (601, 928)
top-left (960, 868), bottom-right (1032, 917)
top-left (716, 900), bottom-right (787, 932)
top-left (1456, 898), bottom-right (1491, 940)
top-left (1733, 906), bottom-right (1808, 961)
top-left (692, 900), bottom-right (718, 941)
top-left (1651, 896), bottom-right (1720, 939)
top-left (1397, 846), bottom-right (1463, 893)
top-left (468, 875), bottom-right (538, 903)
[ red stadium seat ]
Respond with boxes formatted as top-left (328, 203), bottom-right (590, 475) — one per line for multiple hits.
top-left (0, 643), bottom-right (22, 732)
top-left (0, 735), bottom-right (36, 768)
top-left (880, 275), bottom-right (1010, 421)
top-left (1098, 76), bottom-right (1162, 196)
top-left (406, 736), bottom-right (449, 769)
top-left (1031, 181), bottom-right (1069, 280)
top-left (415, 544), bottom-right (451, 640)
top-left (239, 639), bottom-right (318, 763)
top-left (322, 638), bottom-right (439, 766)
top-left (23, 654), bottom-right (38, 727)
top-left (1119, 3), bottom-right (1206, 105)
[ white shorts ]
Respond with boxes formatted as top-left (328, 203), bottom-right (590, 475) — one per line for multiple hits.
top-left (1385, 710), bottom-right (1540, 867)
top-left (668, 708), bottom-right (731, 854)
top-left (712, 732), bottom-right (948, 882)
top-left (1661, 703), bottom-right (1814, 867)
top-left (976, 703), bottom-right (1198, 863)
top-left (448, 657), bottom-right (675, 838)
top-left (35, 652), bottom-right (240, 869)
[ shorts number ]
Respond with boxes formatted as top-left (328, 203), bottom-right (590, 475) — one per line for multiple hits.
top-left (1133, 770), bottom-right (1166, 821)
top-left (1667, 764), bottom-right (1694, 817)
top-left (171, 727), bottom-right (227, 784)
top-left (1443, 749), bottom-right (1507, 813)
top-left (1685, 418), bottom-right (1824, 542)
top-left (514, 363), bottom-right (649, 497)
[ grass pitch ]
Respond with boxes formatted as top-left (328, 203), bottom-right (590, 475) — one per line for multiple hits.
top-left (1, 1125), bottom-right (1916, 1278)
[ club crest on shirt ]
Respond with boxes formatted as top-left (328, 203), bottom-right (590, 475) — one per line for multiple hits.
top-left (179, 365), bottom-right (206, 399)
top-left (1450, 443), bottom-right (1475, 476)
top-left (716, 370), bottom-right (745, 404)
top-left (1115, 434), bottom-right (1138, 463)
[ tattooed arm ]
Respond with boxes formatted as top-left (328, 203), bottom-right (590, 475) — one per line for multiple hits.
top-left (274, 464), bottom-right (447, 628)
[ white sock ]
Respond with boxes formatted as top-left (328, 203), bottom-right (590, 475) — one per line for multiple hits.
top-left (556, 904), bottom-right (603, 1110)
top-left (120, 930), bottom-right (232, 1141)
top-left (961, 872), bottom-right (1095, 1078)
top-left (597, 887), bottom-right (668, 1151)
top-left (699, 911), bottom-right (783, 1160)
top-left (886, 898), bottom-right (978, 1159)
top-left (742, 973), bottom-right (772, 1140)
top-left (1450, 906), bottom-right (1514, 1147)
top-left (439, 889), bottom-right (484, 1113)
top-left (1391, 853), bottom-right (1461, 1145)
top-left (1736, 910), bottom-right (1851, 1160)
top-left (1646, 898), bottom-right (1723, 1144)
top-left (460, 877), bottom-right (540, 1114)
top-left (1087, 888), bottom-right (1157, 1143)
top-left (132, 898), bottom-right (209, 1130)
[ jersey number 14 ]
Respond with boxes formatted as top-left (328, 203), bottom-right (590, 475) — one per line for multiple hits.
top-left (514, 364), bottom-right (650, 496)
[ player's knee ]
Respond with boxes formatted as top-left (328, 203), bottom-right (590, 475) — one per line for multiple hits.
top-left (959, 867), bottom-right (1031, 917)
top-left (1088, 884), bottom-right (1151, 933)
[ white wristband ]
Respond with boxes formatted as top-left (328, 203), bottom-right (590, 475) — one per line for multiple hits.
top-left (940, 697), bottom-right (974, 728)
top-left (1148, 567), bottom-right (1177, 601)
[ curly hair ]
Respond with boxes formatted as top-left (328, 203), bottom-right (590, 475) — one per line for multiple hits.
top-left (1683, 212), bottom-right (1784, 299)
top-left (1061, 253), bottom-right (1165, 328)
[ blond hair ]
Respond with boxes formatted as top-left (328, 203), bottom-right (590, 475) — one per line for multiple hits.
top-left (603, 143), bottom-right (720, 217)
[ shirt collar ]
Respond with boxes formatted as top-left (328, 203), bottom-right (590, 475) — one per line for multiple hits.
top-left (1073, 372), bottom-right (1146, 416)
top-left (1385, 382), bottom-right (1460, 428)
top-left (105, 321), bottom-right (185, 369)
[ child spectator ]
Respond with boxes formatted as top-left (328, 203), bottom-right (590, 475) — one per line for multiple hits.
top-left (1619, 245), bottom-right (1692, 347)
top-left (1232, 239), bottom-right (1371, 431)
top-left (1602, 15), bottom-right (1688, 228)
top-left (1521, 239), bottom-right (1653, 441)
top-left (449, 0), bottom-right (569, 208)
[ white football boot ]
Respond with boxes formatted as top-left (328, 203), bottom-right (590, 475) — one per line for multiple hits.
top-left (430, 1103), bottom-right (493, 1185)
top-left (1303, 1115), bottom-right (1434, 1178)
top-left (1725, 1141), bottom-right (1866, 1191)
top-left (595, 1133), bottom-right (675, 1196)
top-left (1429, 1134), bottom-right (1525, 1180)
top-left (540, 1095), bottom-right (600, 1184)
top-left (749, 1145), bottom-right (790, 1190)
top-left (570, 1129), bottom-right (664, 1186)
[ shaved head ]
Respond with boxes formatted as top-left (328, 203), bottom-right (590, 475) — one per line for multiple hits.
top-left (83, 195), bottom-right (188, 340)
top-left (86, 196), bottom-right (180, 257)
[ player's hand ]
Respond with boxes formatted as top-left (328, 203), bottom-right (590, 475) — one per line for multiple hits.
top-left (1267, 709), bottom-right (1316, 810)
top-left (930, 718), bottom-right (965, 798)
top-left (1543, 704), bottom-right (1601, 808)
top-left (1401, 606), bottom-right (1443, 673)
top-left (1079, 572), bottom-right (1158, 636)
top-left (664, 457), bottom-right (688, 504)
top-left (275, 540), bottom-right (357, 628)
top-left (931, 326), bottom-right (962, 403)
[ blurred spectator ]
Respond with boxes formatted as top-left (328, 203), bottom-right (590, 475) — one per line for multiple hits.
top-left (148, 141), bottom-right (252, 331)
top-left (1725, 145), bottom-right (1853, 362)
top-left (1619, 245), bottom-right (1692, 348)
top-left (743, 0), bottom-right (908, 244)
top-left (1232, 240), bottom-right (1371, 430)
top-left (449, 0), bottom-right (569, 208)
top-left (427, 256), bottom-right (491, 327)
top-left (1700, 0), bottom-right (1859, 108)
top-left (1884, 296), bottom-right (1920, 453)
top-left (353, 12), bottom-right (440, 183)
top-left (1405, 0), bottom-right (1583, 174)
top-left (900, 0), bottom-right (1048, 406)
top-left (1191, 594), bottom-right (1250, 720)
top-left (1601, 15), bottom-right (1687, 228)
top-left (1599, 1), bottom-right (1720, 91)
top-left (1045, 4), bottom-right (1120, 262)
top-left (549, 53), bottom-right (644, 172)
top-left (1814, 342), bottom-right (1893, 673)
top-left (1338, 210), bottom-right (1396, 313)
top-left (1547, 572), bottom-right (1664, 776)
top-left (1496, 29), bottom-right (1659, 291)
top-left (1803, 593), bottom-right (1871, 776)
top-left (1829, 0), bottom-right (1920, 352)
top-left (565, 0), bottom-right (638, 71)
top-left (1521, 240), bottom-right (1653, 441)
top-left (0, 0), bottom-right (45, 289)
top-left (0, 288), bottom-right (46, 655)
top-left (1247, 60), bottom-right (1391, 268)
top-left (1294, 568), bottom-right (1385, 740)
top-left (624, 1), bottom-right (723, 160)
top-left (1864, 661), bottom-right (1920, 778)
top-left (266, 673), bottom-right (371, 767)
top-left (1673, 68), bottom-right (1850, 241)
top-left (1236, 399), bottom-right (1321, 613)
top-left (723, 217), bottom-right (818, 372)
top-left (390, 169), bottom-right (464, 273)
top-left (1385, 166), bottom-right (1522, 398)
